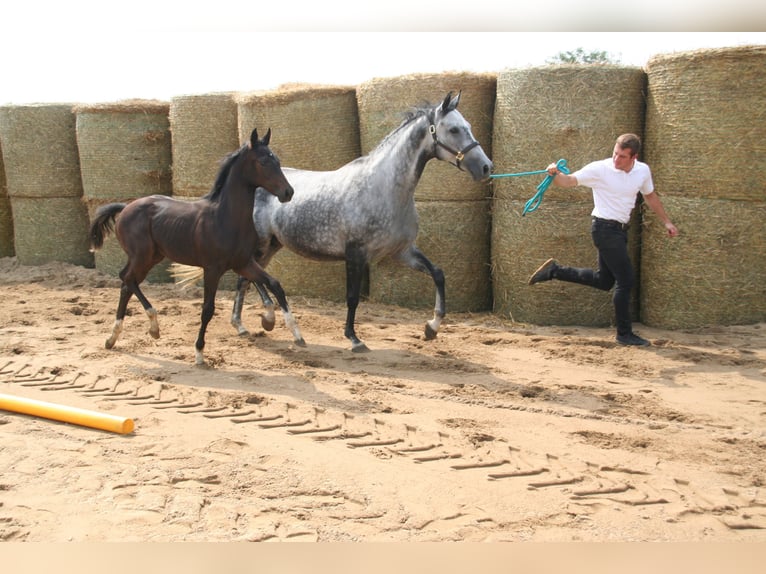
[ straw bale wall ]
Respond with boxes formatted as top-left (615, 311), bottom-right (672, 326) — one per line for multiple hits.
top-left (644, 46), bottom-right (766, 201)
top-left (369, 200), bottom-right (492, 312)
top-left (76, 100), bottom-right (172, 282)
top-left (640, 196), bottom-right (766, 329)
top-left (236, 84), bottom-right (361, 301)
top-left (170, 93), bottom-right (239, 198)
top-left (492, 199), bottom-right (641, 325)
top-left (0, 104), bottom-right (92, 266)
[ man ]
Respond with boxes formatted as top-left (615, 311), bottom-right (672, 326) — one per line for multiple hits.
top-left (528, 133), bottom-right (678, 347)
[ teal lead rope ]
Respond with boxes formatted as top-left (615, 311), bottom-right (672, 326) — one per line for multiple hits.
top-left (489, 159), bottom-right (569, 216)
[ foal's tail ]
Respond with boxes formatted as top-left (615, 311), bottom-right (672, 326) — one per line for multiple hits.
top-left (89, 202), bottom-right (126, 252)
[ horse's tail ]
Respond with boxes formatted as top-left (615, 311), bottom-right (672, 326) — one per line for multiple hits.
top-left (169, 262), bottom-right (205, 289)
top-left (89, 202), bottom-right (126, 252)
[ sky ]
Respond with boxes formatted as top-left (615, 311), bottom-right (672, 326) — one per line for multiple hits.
top-left (1, 2), bottom-right (764, 105)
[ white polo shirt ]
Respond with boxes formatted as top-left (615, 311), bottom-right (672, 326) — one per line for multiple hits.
top-left (573, 158), bottom-right (655, 224)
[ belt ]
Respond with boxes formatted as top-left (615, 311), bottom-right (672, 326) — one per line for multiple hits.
top-left (592, 217), bottom-right (629, 231)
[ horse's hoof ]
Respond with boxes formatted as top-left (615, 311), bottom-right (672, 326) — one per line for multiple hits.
top-left (105, 339), bottom-right (115, 350)
top-left (236, 327), bottom-right (250, 337)
top-left (260, 315), bottom-right (276, 332)
top-left (294, 337), bottom-right (307, 348)
top-left (424, 324), bottom-right (438, 341)
top-left (351, 342), bottom-right (370, 353)
top-left (149, 329), bottom-right (160, 340)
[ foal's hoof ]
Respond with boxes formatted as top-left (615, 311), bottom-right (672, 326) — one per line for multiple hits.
top-left (424, 323), bottom-right (438, 341)
top-left (260, 314), bottom-right (276, 332)
top-left (351, 341), bottom-right (370, 353)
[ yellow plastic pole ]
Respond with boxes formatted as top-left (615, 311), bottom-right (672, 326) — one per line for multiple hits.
top-left (0, 393), bottom-right (134, 434)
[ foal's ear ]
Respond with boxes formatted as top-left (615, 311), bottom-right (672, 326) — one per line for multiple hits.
top-left (250, 127), bottom-right (271, 148)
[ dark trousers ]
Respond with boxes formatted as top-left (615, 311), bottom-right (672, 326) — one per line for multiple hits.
top-left (552, 218), bottom-right (634, 336)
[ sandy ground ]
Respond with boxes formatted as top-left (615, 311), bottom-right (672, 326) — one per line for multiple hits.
top-left (1, 257), bottom-right (765, 543)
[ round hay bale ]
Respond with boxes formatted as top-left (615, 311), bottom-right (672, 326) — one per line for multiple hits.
top-left (640, 196), bottom-right (766, 329)
top-left (0, 104), bottom-right (83, 198)
top-left (85, 199), bottom-right (171, 283)
top-left (75, 100), bottom-right (172, 201)
top-left (356, 72), bottom-right (496, 202)
top-left (369, 200), bottom-right (492, 312)
top-left (644, 46), bottom-right (766, 201)
top-left (492, 65), bottom-right (646, 203)
top-left (491, 199), bottom-right (641, 326)
top-left (169, 93), bottom-right (239, 197)
top-left (10, 196), bottom-right (93, 266)
top-left (237, 84), bottom-right (360, 170)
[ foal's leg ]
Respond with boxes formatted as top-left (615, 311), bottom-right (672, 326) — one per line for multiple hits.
top-left (106, 271), bottom-right (159, 349)
top-left (396, 246), bottom-right (446, 340)
top-left (194, 271), bottom-right (222, 366)
top-left (238, 261), bottom-right (305, 347)
top-left (344, 244), bottom-right (369, 352)
top-left (231, 276), bottom-right (276, 335)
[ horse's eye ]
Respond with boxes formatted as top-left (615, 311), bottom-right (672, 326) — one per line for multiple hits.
top-left (449, 127), bottom-right (459, 134)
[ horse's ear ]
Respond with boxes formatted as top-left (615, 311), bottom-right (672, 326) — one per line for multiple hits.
top-left (250, 128), bottom-right (259, 148)
top-left (262, 128), bottom-right (271, 146)
top-left (440, 91), bottom-right (460, 115)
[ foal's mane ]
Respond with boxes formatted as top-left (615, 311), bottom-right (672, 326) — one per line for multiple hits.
top-left (203, 142), bottom-right (249, 201)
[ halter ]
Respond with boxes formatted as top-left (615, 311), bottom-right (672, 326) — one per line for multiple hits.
top-left (428, 118), bottom-right (480, 171)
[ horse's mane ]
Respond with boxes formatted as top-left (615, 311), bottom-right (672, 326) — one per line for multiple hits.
top-left (203, 142), bottom-right (248, 201)
top-left (374, 101), bottom-right (435, 151)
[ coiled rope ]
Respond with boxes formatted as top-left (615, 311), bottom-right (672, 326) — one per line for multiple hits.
top-left (489, 159), bottom-right (569, 216)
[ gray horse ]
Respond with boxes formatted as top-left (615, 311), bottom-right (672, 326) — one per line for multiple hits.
top-left (172, 92), bottom-right (493, 351)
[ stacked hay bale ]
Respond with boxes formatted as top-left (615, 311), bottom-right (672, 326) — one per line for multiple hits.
top-left (491, 65), bottom-right (646, 325)
top-left (169, 92), bottom-right (239, 198)
top-left (76, 100), bottom-right (172, 282)
top-left (642, 46), bottom-right (766, 328)
top-left (236, 84), bottom-right (360, 300)
top-left (357, 72), bottom-right (497, 312)
top-left (0, 104), bottom-right (92, 266)
top-left (0, 140), bottom-right (13, 257)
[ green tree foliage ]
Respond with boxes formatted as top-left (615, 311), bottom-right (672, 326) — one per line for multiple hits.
top-left (546, 48), bottom-right (620, 65)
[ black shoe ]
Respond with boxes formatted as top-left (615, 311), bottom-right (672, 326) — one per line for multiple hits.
top-left (616, 332), bottom-right (651, 347)
top-left (528, 258), bottom-right (558, 285)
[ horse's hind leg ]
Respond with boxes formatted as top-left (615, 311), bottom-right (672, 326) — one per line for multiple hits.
top-left (105, 283), bottom-right (132, 349)
top-left (128, 280), bottom-right (160, 340)
top-left (397, 246), bottom-right (445, 341)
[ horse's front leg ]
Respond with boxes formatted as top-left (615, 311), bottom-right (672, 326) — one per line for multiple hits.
top-left (397, 246), bottom-right (445, 340)
top-left (195, 272), bottom-right (221, 366)
top-left (238, 261), bottom-right (305, 347)
top-left (345, 244), bottom-right (369, 352)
